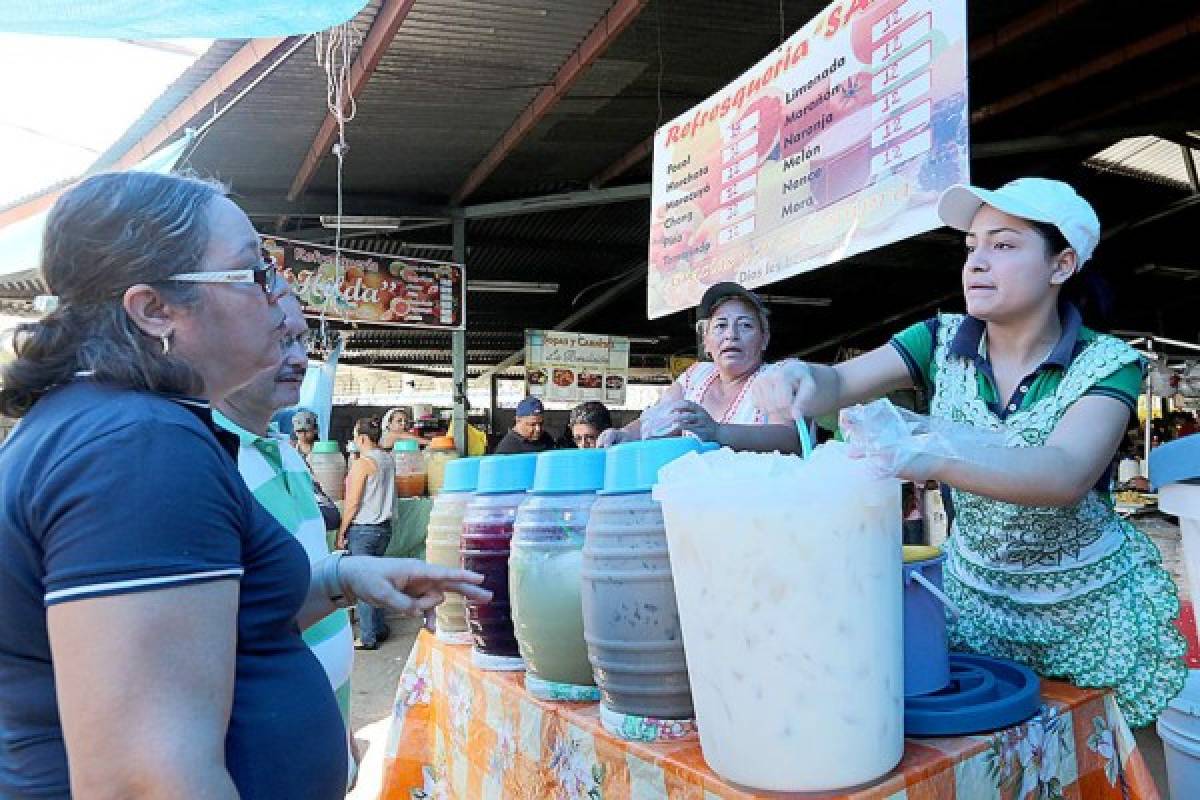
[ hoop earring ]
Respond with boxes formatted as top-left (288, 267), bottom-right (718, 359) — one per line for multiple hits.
top-left (161, 334), bottom-right (171, 356)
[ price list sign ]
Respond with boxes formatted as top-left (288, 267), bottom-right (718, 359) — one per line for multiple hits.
top-left (647, 0), bottom-right (968, 319)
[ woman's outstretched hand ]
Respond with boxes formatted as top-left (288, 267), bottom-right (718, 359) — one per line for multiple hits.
top-left (338, 558), bottom-right (491, 617)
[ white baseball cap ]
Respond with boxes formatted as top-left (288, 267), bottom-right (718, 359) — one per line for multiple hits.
top-left (937, 178), bottom-right (1101, 266)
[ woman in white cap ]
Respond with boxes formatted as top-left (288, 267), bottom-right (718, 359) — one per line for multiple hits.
top-left (761, 177), bottom-right (1185, 727)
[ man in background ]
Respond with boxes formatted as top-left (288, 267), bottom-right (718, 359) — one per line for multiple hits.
top-left (291, 408), bottom-right (319, 466)
top-left (494, 396), bottom-right (557, 454)
top-left (213, 297), bottom-right (358, 786)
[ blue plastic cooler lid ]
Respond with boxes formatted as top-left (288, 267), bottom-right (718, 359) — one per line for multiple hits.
top-left (904, 653), bottom-right (1041, 736)
top-left (1149, 433), bottom-right (1200, 490)
top-left (475, 453), bottom-right (538, 495)
top-left (440, 456), bottom-right (482, 493)
top-left (598, 438), bottom-right (718, 495)
top-left (531, 448), bottom-right (606, 494)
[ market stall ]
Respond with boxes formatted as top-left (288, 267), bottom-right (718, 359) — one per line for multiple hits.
top-left (379, 632), bottom-right (1158, 800)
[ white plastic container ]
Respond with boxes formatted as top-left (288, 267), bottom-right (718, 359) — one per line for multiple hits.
top-left (1160, 483), bottom-right (1200, 640)
top-left (654, 445), bottom-right (903, 792)
top-left (1158, 670), bottom-right (1200, 800)
top-left (309, 441), bottom-right (347, 502)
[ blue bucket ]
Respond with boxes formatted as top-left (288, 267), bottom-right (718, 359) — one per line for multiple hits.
top-left (903, 553), bottom-right (954, 697)
top-left (531, 448), bottom-right (606, 495)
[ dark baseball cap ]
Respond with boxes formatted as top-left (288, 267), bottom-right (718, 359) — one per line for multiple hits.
top-left (516, 397), bottom-right (544, 417)
top-left (698, 282), bottom-right (767, 321)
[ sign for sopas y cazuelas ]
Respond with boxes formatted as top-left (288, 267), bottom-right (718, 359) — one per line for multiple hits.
top-left (647, 0), bottom-right (968, 318)
top-left (262, 236), bottom-right (465, 330)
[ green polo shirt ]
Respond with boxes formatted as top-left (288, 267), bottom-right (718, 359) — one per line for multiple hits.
top-left (890, 304), bottom-right (1142, 419)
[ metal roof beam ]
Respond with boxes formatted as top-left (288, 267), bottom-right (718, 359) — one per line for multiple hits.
top-left (970, 0), bottom-right (1090, 62)
top-left (974, 122), bottom-right (1193, 159)
top-left (972, 12), bottom-right (1200, 125)
top-left (287, 0), bottom-right (418, 202)
top-left (591, 136), bottom-right (653, 188)
top-left (450, 0), bottom-right (650, 205)
top-left (460, 183), bottom-right (650, 220)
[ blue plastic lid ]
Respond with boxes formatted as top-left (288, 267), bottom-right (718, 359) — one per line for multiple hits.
top-left (393, 439), bottom-right (420, 452)
top-left (904, 652), bottom-right (1040, 736)
top-left (531, 448), bottom-right (606, 494)
top-left (599, 438), bottom-right (720, 495)
top-left (475, 453), bottom-right (539, 495)
top-left (1150, 433), bottom-right (1200, 489)
top-left (440, 456), bottom-right (483, 493)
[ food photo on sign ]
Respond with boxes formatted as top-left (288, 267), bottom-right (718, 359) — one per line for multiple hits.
top-left (261, 236), bottom-right (465, 329)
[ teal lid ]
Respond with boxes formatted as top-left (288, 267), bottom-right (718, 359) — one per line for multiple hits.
top-left (312, 441), bottom-right (340, 454)
top-left (531, 449), bottom-right (606, 494)
top-left (393, 439), bottom-right (420, 452)
top-left (599, 438), bottom-right (719, 495)
top-left (475, 453), bottom-right (539, 495)
top-left (441, 457), bottom-right (483, 493)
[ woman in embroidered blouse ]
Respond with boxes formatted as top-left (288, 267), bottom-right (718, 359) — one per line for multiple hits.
top-left (598, 282), bottom-right (801, 453)
top-left (764, 178), bottom-right (1185, 727)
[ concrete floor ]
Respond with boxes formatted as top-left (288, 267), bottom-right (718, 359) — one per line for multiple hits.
top-left (346, 615), bottom-right (423, 800)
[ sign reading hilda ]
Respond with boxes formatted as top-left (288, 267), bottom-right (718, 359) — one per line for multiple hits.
top-left (262, 236), bottom-right (465, 330)
top-left (647, 0), bottom-right (968, 319)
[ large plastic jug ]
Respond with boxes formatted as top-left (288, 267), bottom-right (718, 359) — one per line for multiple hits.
top-left (309, 441), bottom-right (346, 502)
top-left (425, 457), bottom-right (481, 642)
top-left (511, 449), bottom-right (606, 700)
top-left (393, 439), bottom-right (427, 498)
top-left (581, 439), bottom-right (713, 737)
top-left (654, 444), bottom-right (903, 792)
top-left (462, 454), bottom-right (537, 670)
top-left (425, 436), bottom-right (460, 495)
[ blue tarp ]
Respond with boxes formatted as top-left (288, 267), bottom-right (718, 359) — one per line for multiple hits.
top-left (0, 1), bottom-right (368, 38)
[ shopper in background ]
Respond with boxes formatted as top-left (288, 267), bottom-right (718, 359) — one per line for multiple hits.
top-left (568, 401), bottom-right (613, 448)
top-left (292, 409), bottom-right (319, 464)
top-left (494, 396), bottom-right (557, 454)
top-left (337, 417), bottom-right (398, 650)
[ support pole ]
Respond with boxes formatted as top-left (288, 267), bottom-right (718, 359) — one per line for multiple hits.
top-left (452, 215), bottom-right (468, 456)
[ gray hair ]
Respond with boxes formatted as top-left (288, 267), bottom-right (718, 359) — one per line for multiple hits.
top-left (0, 171), bottom-right (225, 417)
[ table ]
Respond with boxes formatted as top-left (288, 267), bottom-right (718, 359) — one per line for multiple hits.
top-left (378, 632), bottom-right (1161, 800)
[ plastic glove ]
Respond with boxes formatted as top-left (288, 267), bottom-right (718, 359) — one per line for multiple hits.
top-left (750, 359), bottom-right (820, 420)
top-left (639, 397), bottom-right (688, 439)
top-left (597, 427), bottom-right (634, 448)
top-left (839, 399), bottom-right (1005, 480)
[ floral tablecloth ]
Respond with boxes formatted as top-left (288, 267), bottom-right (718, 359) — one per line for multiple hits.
top-left (379, 631), bottom-right (1160, 800)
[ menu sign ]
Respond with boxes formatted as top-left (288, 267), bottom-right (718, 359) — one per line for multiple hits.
top-left (262, 236), bottom-right (465, 330)
top-left (525, 330), bottom-right (630, 405)
top-left (647, 0), bottom-right (968, 318)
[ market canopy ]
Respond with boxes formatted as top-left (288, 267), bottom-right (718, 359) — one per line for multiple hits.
top-left (0, 1), bottom-right (368, 38)
top-left (2, 1), bottom-right (1199, 374)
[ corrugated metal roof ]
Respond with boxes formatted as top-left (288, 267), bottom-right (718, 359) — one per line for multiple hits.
top-left (1086, 136), bottom-right (1198, 192)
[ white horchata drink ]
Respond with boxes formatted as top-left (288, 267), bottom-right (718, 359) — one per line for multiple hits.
top-left (655, 444), bottom-right (904, 792)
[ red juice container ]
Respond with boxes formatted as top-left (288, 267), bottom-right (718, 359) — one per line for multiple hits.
top-left (461, 453), bottom-right (538, 670)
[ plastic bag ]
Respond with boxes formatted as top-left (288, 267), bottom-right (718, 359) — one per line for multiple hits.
top-left (839, 399), bottom-right (1006, 478)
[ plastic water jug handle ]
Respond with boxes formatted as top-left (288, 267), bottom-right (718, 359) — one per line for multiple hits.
top-left (910, 570), bottom-right (960, 619)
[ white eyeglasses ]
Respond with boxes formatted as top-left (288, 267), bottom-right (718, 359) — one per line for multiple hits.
top-left (166, 258), bottom-right (279, 297)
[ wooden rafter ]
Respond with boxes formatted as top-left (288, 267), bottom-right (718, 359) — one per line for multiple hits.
top-left (451, 0), bottom-right (650, 205)
top-left (286, 0), bottom-right (418, 202)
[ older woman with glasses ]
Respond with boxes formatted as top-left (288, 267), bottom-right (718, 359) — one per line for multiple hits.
top-left (0, 172), bottom-right (488, 799)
